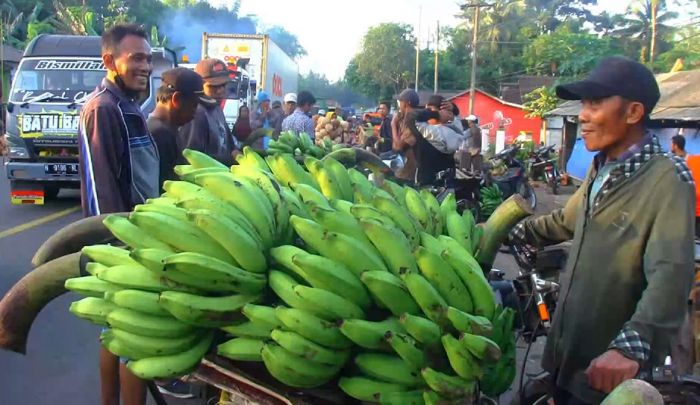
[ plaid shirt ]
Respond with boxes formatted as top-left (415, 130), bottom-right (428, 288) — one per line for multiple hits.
top-left (281, 109), bottom-right (315, 140)
top-left (510, 133), bottom-right (693, 363)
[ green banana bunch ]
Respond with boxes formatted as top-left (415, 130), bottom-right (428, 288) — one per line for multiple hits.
top-left (266, 153), bottom-right (319, 191)
top-left (459, 332), bottom-right (501, 362)
top-left (64, 276), bottom-right (121, 298)
top-left (480, 306), bottom-right (517, 397)
top-left (217, 337), bottom-right (264, 362)
top-left (158, 291), bottom-right (258, 328)
top-left (480, 185), bottom-right (503, 218)
top-left (176, 196), bottom-right (261, 244)
top-left (126, 332), bottom-right (214, 379)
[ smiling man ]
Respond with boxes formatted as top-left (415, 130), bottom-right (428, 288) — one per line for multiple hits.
top-left (510, 56), bottom-right (695, 404)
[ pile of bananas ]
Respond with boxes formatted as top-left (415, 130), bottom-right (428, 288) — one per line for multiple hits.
top-left (267, 131), bottom-right (339, 158)
top-left (66, 145), bottom-right (520, 402)
top-left (480, 185), bottom-right (504, 219)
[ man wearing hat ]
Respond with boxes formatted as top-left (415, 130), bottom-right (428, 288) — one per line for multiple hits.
top-left (148, 68), bottom-right (205, 186)
top-left (510, 56), bottom-right (695, 404)
top-left (177, 58), bottom-right (239, 165)
top-left (284, 93), bottom-right (297, 116)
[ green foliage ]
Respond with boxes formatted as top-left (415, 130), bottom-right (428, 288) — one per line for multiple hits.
top-left (523, 86), bottom-right (559, 118)
top-left (266, 26), bottom-right (307, 60)
top-left (299, 71), bottom-right (372, 108)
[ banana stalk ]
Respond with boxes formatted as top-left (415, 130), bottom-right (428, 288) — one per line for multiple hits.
top-left (475, 194), bottom-right (533, 271)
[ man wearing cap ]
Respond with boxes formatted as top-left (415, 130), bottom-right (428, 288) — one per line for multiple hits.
top-left (177, 58), bottom-right (239, 165)
top-left (281, 90), bottom-right (317, 139)
top-left (284, 93), bottom-right (297, 116)
top-left (510, 56), bottom-right (695, 404)
top-left (391, 88), bottom-right (421, 181)
top-left (148, 68), bottom-right (203, 185)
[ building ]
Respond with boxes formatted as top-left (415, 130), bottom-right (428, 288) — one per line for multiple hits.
top-left (546, 69), bottom-right (700, 181)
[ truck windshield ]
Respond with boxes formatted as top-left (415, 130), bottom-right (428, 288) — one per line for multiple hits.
top-left (10, 58), bottom-right (105, 103)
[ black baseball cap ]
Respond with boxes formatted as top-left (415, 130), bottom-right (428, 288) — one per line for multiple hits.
top-left (161, 67), bottom-right (208, 103)
top-left (556, 56), bottom-right (660, 116)
top-left (195, 58), bottom-right (231, 86)
top-left (398, 89), bottom-right (420, 108)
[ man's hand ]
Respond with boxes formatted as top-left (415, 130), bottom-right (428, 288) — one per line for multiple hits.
top-left (585, 350), bottom-right (640, 393)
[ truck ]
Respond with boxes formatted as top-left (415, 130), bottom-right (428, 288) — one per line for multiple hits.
top-left (201, 33), bottom-right (298, 129)
top-left (4, 34), bottom-right (177, 204)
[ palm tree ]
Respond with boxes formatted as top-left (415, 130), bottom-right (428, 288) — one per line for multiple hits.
top-left (617, 0), bottom-right (678, 63)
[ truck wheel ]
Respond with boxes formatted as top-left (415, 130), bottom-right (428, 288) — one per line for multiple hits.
top-left (44, 186), bottom-right (60, 200)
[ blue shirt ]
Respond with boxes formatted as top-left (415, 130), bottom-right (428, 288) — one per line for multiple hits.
top-left (281, 108), bottom-right (315, 139)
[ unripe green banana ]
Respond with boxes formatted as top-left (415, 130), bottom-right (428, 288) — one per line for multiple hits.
top-left (423, 389), bottom-right (463, 405)
top-left (126, 332), bottom-right (214, 379)
top-left (188, 210), bottom-right (267, 274)
top-left (421, 367), bottom-right (476, 399)
top-left (129, 248), bottom-right (169, 272)
top-left (371, 195), bottom-right (420, 248)
top-left (347, 168), bottom-right (374, 199)
top-left (265, 342), bottom-right (341, 380)
top-left (237, 146), bottom-right (270, 172)
top-left (269, 245), bottom-right (308, 278)
top-left (106, 307), bottom-right (194, 338)
top-left (338, 376), bottom-right (408, 402)
top-left (146, 196), bottom-right (177, 206)
top-left (441, 334), bottom-right (483, 380)
top-left (265, 153), bottom-right (320, 191)
top-left (471, 225), bottom-right (483, 254)
top-left (159, 291), bottom-right (258, 328)
top-left (322, 157), bottom-right (353, 201)
top-left (379, 179), bottom-right (407, 208)
top-left (439, 193), bottom-right (457, 225)
top-left (261, 343), bottom-right (336, 388)
top-left (110, 327), bottom-right (202, 357)
top-left (399, 313), bottom-right (442, 346)
top-left (270, 329), bottom-right (349, 366)
top-left (373, 186), bottom-right (396, 202)
top-left (350, 204), bottom-right (396, 227)
top-left (420, 189), bottom-right (443, 236)
top-left (354, 353), bottom-right (424, 385)
top-left (361, 271), bottom-right (420, 316)
top-left (401, 272), bottom-right (448, 325)
top-left (103, 289), bottom-right (169, 316)
top-left (339, 318), bottom-right (404, 350)
top-left (279, 186), bottom-right (310, 219)
top-left (459, 332), bottom-right (501, 362)
top-left (437, 235), bottom-right (473, 260)
top-left (221, 321), bottom-right (273, 339)
top-left (81, 244), bottom-right (140, 267)
top-left (415, 247), bottom-right (473, 314)
top-left (404, 187), bottom-right (431, 232)
top-left (376, 390), bottom-right (425, 405)
top-left (242, 304), bottom-right (282, 329)
top-left (134, 203), bottom-right (188, 222)
top-left (329, 198), bottom-right (353, 215)
top-left (69, 297), bottom-right (117, 325)
top-left (163, 252), bottom-right (266, 295)
top-left (175, 196), bottom-right (260, 246)
top-left (445, 211), bottom-right (472, 254)
top-left (420, 232), bottom-right (445, 256)
top-left (182, 148), bottom-right (227, 169)
top-left (65, 276), bottom-right (121, 298)
top-left (292, 183), bottom-right (331, 209)
top-left (446, 306), bottom-right (493, 336)
top-left (100, 329), bottom-right (150, 360)
top-left (102, 215), bottom-right (173, 251)
top-left (175, 166), bottom-right (228, 183)
top-left (293, 285), bottom-right (365, 320)
top-left (129, 211), bottom-right (233, 263)
top-left (217, 337), bottom-right (264, 362)
top-left (292, 253), bottom-right (371, 309)
top-left (307, 203), bottom-right (372, 249)
top-left (384, 331), bottom-right (426, 371)
top-left (359, 218), bottom-right (418, 276)
top-left (275, 307), bottom-right (351, 349)
top-left (441, 250), bottom-right (496, 320)
top-left (162, 180), bottom-right (219, 202)
top-left (94, 264), bottom-right (196, 293)
top-left (305, 158), bottom-right (343, 200)
top-left (268, 270), bottom-right (313, 309)
top-left (85, 262), bottom-right (106, 276)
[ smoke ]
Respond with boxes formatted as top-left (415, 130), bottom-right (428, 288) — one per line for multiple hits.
top-left (159, 8), bottom-right (257, 62)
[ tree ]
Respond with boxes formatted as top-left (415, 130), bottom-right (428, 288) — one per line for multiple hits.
top-left (523, 86), bottom-right (558, 118)
top-left (266, 26), bottom-right (307, 60)
top-left (616, 0), bottom-right (678, 65)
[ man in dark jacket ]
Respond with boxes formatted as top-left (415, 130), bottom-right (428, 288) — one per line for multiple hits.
top-left (177, 58), bottom-right (239, 165)
top-left (77, 23), bottom-right (156, 405)
top-left (510, 56), bottom-right (695, 404)
top-left (377, 101), bottom-right (392, 153)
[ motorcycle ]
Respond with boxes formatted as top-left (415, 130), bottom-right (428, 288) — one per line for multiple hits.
top-left (529, 144), bottom-right (560, 195)
top-left (484, 144), bottom-right (537, 211)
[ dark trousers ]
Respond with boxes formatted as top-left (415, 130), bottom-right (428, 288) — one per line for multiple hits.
top-left (553, 387), bottom-right (593, 405)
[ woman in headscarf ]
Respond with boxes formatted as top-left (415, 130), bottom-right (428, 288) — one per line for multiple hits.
top-left (233, 105), bottom-right (252, 142)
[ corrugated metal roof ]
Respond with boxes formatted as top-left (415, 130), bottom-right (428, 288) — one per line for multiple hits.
top-left (547, 69), bottom-right (700, 122)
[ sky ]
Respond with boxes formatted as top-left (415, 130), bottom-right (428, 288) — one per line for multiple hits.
top-left (207, 0), bottom-right (645, 81)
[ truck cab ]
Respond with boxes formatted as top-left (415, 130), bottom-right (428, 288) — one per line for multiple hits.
top-left (4, 34), bottom-right (176, 204)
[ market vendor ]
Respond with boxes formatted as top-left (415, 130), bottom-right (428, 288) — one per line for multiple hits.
top-left (509, 56), bottom-right (695, 404)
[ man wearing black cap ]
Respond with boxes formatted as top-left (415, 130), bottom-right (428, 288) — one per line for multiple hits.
top-left (510, 56), bottom-right (695, 404)
top-left (177, 58), bottom-right (239, 165)
top-left (148, 68), bottom-right (205, 185)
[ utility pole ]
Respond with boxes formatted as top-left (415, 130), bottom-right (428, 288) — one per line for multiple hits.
top-left (415, 6), bottom-right (421, 92)
top-left (463, 2), bottom-right (492, 115)
top-left (434, 21), bottom-right (439, 94)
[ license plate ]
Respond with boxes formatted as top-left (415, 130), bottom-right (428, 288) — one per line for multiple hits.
top-left (45, 163), bottom-right (79, 175)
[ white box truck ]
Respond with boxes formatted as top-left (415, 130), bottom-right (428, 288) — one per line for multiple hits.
top-left (201, 33), bottom-right (298, 128)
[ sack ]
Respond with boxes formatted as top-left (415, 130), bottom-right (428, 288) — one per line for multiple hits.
top-left (416, 122), bottom-right (465, 154)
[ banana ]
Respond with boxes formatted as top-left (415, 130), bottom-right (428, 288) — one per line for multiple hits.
top-left (158, 291), bottom-right (258, 328)
top-left (270, 329), bottom-right (349, 366)
top-left (377, 390), bottom-right (425, 405)
top-left (221, 321), bottom-right (273, 339)
top-left (354, 353), bottom-right (424, 386)
top-left (323, 147), bottom-right (356, 165)
top-left (291, 253), bottom-right (371, 309)
top-left (162, 180), bottom-right (219, 201)
top-left (65, 276), bottom-right (121, 298)
top-left (361, 271), bottom-right (420, 316)
top-left (146, 196), bottom-right (177, 206)
top-left (290, 215), bottom-right (388, 276)
top-left (439, 193), bottom-right (457, 224)
top-left (437, 235), bottom-right (473, 259)
top-left (193, 173), bottom-right (276, 247)
top-left (292, 183), bottom-right (331, 209)
top-left (329, 198), bottom-right (353, 214)
top-left (236, 146), bottom-right (270, 172)
top-left (399, 313), bottom-right (441, 347)
top-left (481, 351), bottom-right (516, 397)
top-left (279, 186), bottom-right (310, 219)
top-left (265, 153), bottom-right (319, 190)
top-left (268, 139), bottom-right (295, 153)
top-left (322, 157), bottom-right (353, 201)
top-left (217, 337), bottom-right (264, 362)
top-left (94, 264), bottom-right (196, 293)
top-left (69, 297), bottom-right (117, 326)
top-left (305, 157), bottom-right (343, 200)
top-left (380, 179), bottom-right (407, 208)
top-left (176, 196), bottom-right (260, 246)
top-left (292, 285), bottom-right (365, 320)
top-left (126, 332), bottom-right (214, 379)
top-left (372, 195), bottom-right (420, 248)
top-left (298, 132), bottom-right (313, 152)
top-left (384, 332), bottom-right (426, 371)
top-left (129, 212), bottom-right (233, 263)
top-left (445, 212), bottom-right (472, 254)
top-left (102, 215), bottom-right (173, 251)
top-left (183, 148), bottom-right (228, 169)
top-left (261, 343), bottom-right (337, 388)
top-left (268, 270), bottom-right (313, 309)
top-left (176, 166), bottom-right (228, 183)
top-left (81, 244), bottom-right (140, 267)
top-left (163, 252), bottom-right (266, 295)
top-left (129, 248), bottom-right (169, 272)
top-left (360, 218), bottom-right (418, 276)
top-left (423, 390), bottom-right (461, 405)
top-left (100, 329), bottom-right (150, 360)
top-left (348, 168), bottom-right (374, 200)
top-left (279, 132), bottom-right (300, 150)
top-left (421, 367), bottom-right (476, 400)
top-left (339, 318), bottom-right (404, 350)
top-left (441, 250), bottom-right (496, 320)
top-left (85, 262), bottom-right (105, 276)
top-left (404, 187), bottom-right (430, 232)
top-left (274, 307), bottom-right (351, 349)
top-left (402, 272), bottom-right (448, 325)
top-left (350, 204), bottom-right (396, 228)
top-left (269, 245), bottom-right (307, 277)
top-left (338, 376), bottom-right (408, 402)
top-left (471, 225), bottom-right (483, 254)
top-left (420, 189), bottom-right (443, 236)
top-left (373, 187), bottom-right (397, 202)
top-left (414, 247), bottom-right (473, 314)
top-left (353, 184), bottom-right (373, 204)
top-left (307, 203), bottom-right (373, 248)
top-left (242, 304), bottom-right (282, 329)
top-left (187, 210), bottom-right (266, 274)
top-left (462, 209), bottom-right (475, 233)
top-left (459, 332), bottom-right (501, 362)
top-left (441, 334), bottom-right (483, 380)
top-left (446, 306), bottom-right (493, 336)
top-left (103, 289), bottom-right (169, 316)
top-left (106, 307), bottom-right (194, 338)
top-left (420, 232), bottom-right (445, 256)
